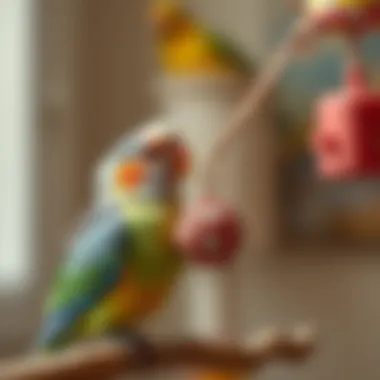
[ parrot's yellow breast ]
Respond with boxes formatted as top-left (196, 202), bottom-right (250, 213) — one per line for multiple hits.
top-left (82, 275), bottom-right (173, 335)
top-left (160, 29), bottom-right (232, 75)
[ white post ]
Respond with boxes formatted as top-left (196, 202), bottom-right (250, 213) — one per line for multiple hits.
top-left (160, 77), bottom-right (248, 344)
top-left (166, 0), bottom-right (281, 358)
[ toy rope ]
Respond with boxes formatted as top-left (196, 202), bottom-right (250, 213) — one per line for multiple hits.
top-left (344, 31), bottom-right (365, 84)
top-left (201, 17), bottom-right (319, 194)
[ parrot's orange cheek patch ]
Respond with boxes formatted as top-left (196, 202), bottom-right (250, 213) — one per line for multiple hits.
top-left (115, 161), bottom-right (147, 190)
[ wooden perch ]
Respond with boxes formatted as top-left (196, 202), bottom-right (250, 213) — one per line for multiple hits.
top-left (0, 325), bottom-right (316, 380)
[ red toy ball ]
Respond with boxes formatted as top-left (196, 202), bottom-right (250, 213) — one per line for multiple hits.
top-left (174, 197), bottom-right (243, 266)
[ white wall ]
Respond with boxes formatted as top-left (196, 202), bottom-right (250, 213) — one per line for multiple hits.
top-left (187, 1), bottom-right (380, 380)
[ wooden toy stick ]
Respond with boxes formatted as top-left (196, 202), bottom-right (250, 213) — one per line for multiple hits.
top-left (201, 17), bottom-right (319, 194)
top-left (0, 326), bottom-right (315, 380)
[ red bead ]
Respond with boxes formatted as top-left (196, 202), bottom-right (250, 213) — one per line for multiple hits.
top-left (312, 71), bottom-right (380, 179)
top-left (174, 197), bottom-right (243, 266)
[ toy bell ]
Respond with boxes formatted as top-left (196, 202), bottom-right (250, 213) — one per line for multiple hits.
top-left (175, 197), bottom-right (242, 266)
top-left (312, 63), bottom-right (380, 179)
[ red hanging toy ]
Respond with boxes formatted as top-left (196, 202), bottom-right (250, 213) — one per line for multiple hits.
top-left (175, 196), bottom-right (242, 266)
top-left (313, 62), bottom-right (380, 179)
top-left (308, 0), bottom-right (380, 179)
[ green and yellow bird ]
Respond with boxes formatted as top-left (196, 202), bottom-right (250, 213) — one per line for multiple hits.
top-left (36, 127), bottom-right (190, 356)
top-left (151, 0), bottom-right (254, 77)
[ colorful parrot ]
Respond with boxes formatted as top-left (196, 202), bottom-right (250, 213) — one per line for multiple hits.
top-left (35, 127), bottom-right (190, 359)
top-left (151, 0), bottom-right (255, 78)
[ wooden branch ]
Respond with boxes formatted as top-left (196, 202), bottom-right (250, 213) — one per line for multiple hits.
top-left (0, 326), bottom-right (316, 380)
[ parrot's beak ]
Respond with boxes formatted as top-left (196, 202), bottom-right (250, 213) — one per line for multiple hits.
top-left (172, 140), bottom-right (191, 180)
top-left (142, 136), bottom-right (191, 180)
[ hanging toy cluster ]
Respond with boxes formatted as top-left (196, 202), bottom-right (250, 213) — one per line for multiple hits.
top-left (309, 0), bottom-right (380, 178)
top-left (176, 0), bottom-right (380, 264)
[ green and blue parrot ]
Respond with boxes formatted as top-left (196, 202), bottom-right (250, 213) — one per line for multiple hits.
top-left (36, 127), bottom-right (189, 356)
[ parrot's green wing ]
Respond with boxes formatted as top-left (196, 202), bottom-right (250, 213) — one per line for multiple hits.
top-left (36, 205), bottom-right (131, 350)
top-left (205, 30), bottom-right (255, 76)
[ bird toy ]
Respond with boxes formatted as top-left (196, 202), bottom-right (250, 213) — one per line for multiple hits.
top-left (176, 0), bottom-right (380, 264)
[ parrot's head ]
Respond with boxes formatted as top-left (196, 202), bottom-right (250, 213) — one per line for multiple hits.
top-left (150, 0), bottom-right (193, 41)
top-left (114, 126), bottom-right (190, 203)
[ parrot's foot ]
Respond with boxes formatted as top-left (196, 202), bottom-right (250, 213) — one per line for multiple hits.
top-left (108, 329), bottom-right (157, 369)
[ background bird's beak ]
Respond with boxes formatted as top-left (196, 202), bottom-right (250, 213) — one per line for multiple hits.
top-left (153, 17), bottom-right (178, 38)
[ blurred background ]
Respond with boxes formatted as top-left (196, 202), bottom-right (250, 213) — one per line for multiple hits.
top-left (2, 1), bottom-right (380, 379)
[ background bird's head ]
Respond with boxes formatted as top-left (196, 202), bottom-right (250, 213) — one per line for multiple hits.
top-left (150, 0), bottom-right (193, 41)
top-left (113, 126), bottom-right (190, 202)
